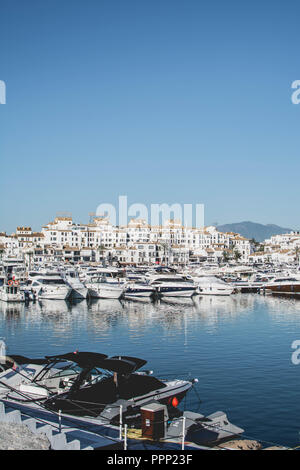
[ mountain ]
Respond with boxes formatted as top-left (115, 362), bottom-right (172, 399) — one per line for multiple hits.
top-left (216, 221), bottom-right (293, 242)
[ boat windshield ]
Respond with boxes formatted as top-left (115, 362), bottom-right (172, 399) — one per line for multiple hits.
top-left (37, 278), bottom-right (65, 285)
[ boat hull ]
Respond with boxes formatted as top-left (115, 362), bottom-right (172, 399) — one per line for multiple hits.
top-left (87, 286), bottom-right (124, 299)
top-left (264, 283), bottom-right (300, 293)
top-left (158, 288), bottom-right (196, 298)
top-left (0, 293), bottom-right (25, 302)
top-left (124, 287), bottom-right (154, 298)
top-left (71, 287), bottom-right (88, 299)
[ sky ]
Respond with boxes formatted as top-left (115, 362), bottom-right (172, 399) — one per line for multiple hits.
top-left (0, 0), bottom-right (299, 233)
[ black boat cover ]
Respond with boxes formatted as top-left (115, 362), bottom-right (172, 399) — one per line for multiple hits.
top-left (110, 356), bottom-right (147, 372)
top-left (4, 355), bottom-right (50, 366)
top-left (2, 351), bottom-right (147, 375)
top-left (45, 351), bottom-right (108, 367)
top-left (44, 352), bottom-right (147, 374)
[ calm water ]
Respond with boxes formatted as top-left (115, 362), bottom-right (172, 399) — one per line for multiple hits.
top-left (1, 293), bottom-right (300, 448)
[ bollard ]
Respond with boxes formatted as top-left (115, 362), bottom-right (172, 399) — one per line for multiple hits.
top-left (124, 424), bottom-right (128, 450)
top-left (181, 416), bottom-right (186, 450)
top-left (119, 405), bottom-right (123, 440)
top-left (58, 409), bottom-right (62, 432)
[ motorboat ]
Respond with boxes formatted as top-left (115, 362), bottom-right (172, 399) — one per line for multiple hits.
top-left (262, 276), bottom-right (300, 294)
top-left (0, 280), bottom-right (25, 302)
top-left (25, 273), bottom-right (72, 300)
top-left (123, 282), bottom-right (155, 298)
top-left (0, 351), bottom-right (196, 425)
top-left (63, 269), bottom-right (88, 299)
top-left (147, 274), bottom-right (197, 298)
top-left (191, 276), bottom-right (234, 296)
top-left (86, 276), bottom-right (125, 299)
top-left (230, 274), bottom-right (276, 293)
top-left (82, 267), bottom-right (126, 285)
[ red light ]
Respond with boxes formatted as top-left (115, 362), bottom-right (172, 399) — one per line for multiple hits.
top-left (172, 397), bottom-right (179, 407)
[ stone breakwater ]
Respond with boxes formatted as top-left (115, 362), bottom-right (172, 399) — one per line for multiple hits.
top-left (0, 422), bottom-right (50, 450)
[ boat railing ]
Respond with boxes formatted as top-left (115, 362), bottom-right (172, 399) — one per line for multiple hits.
top-left (0, 379), bottom-right (123, 443)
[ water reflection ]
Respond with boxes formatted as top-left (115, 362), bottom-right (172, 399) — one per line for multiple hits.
top-left (2, 294), bottom-right (298, 339)
top-left (0, 294), bottom-right (299, 447)
top-left (1, 294), bottom-right (300, 331)
top-left (88, 298), bottom-right (123, 314)
top-left (0, 300), bottom-right (25, 317)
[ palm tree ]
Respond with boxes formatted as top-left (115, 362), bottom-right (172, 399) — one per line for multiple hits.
top-left (222, 250), bottom-right (230, 263)
top-left (159, 242), bottom-right (170, 265)
top-left (233, 250), bottom-right (242, 262)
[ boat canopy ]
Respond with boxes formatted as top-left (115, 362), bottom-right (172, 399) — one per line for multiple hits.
top-left (103, 356), bottom-right (147, 374)
top-left (4, 355), bottom-right (49, 366)
top-left (2, 350), bottom-right (148, 375)
top-left (45, 351), bottom-right (108, 367)
top-left (45, 352), bottom-right (147, 374)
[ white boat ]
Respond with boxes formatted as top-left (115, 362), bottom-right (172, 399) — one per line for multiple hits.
top-left (82, 267), bottom-right (126, 285)
top-left (86, 276), bottom-right (125, 299)
top-left (192, 275), bottom-right (234, 296)
top-left (148, 274), bottom-right (197, 298)
top-left (63, 269), bottom-right (88, 299)
top-left (0, 282), bottom-right (25, 302)
top-left (123, 282), bottom-right (155, 298)
top-left (26, 273), bottom-right (72, 300)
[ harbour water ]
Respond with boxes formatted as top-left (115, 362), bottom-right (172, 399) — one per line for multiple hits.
top-left (0, 294), bottom-right (300, 448)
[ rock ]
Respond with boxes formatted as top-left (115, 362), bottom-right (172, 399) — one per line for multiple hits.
top-left (0, 423), bottom-right (50, 450)
top-left (218, 439), bottom-right (262, 450)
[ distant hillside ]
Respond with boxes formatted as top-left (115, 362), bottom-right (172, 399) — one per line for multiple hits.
top-left (216, 221), bottom-right (293, 242)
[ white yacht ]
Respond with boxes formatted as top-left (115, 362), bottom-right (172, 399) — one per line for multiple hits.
top-left (147, 274), bottom-right (197, 298)
top-left (123, 282), bottom-right (155, 298)
top-left (26, 273), bottom-right (72, 300)
top-left (82, 267), bottom-right (126, 284)
top-left (85, 276), bottom-right (125, 299)
top-left (0, 281), bottom-right (25, 302)
top-left (191, 275), bottom-right (235, 296)
top-left (2, 257), bottom-right (27, 283)
top-left (63, 269), bottom-right (88, 299)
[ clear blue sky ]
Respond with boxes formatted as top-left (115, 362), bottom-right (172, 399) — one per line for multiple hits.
top-left (1, 0), bottom-right (299, 233)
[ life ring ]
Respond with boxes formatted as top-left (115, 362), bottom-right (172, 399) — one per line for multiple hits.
top-left (7, 280), bottom-right (13, 286)
top-left (14, 280), bottom-right (19, 286)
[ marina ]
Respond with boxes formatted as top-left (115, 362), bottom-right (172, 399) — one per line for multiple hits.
top-left (2, 0), bottom-right (300, 455)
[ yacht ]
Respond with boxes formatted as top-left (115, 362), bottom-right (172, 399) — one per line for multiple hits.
top-left (0, 281), bottom-right (25, 302)
top-left (148, 274), bottom-right (197, 298)
top-left (85, 276), bottom-right (125, 299)
top-left (82, 267), bottom-right (126, 284)
top-left (262, 276), bottom-right (300, 294)
top-left (26, 273), bottom-right (72, 300)
top-left (2, 257), bottom-right (27, 283)
top-left (231, 274), bottom-right (275, 293)
top-left (191, 276), bottom-right (234, 296)
top-left (123, 282), bottom-right (155, 298)
top-left (63, 269), bottom-right (88, 299)
top-left (0, 351), bottom-right (196, 426)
